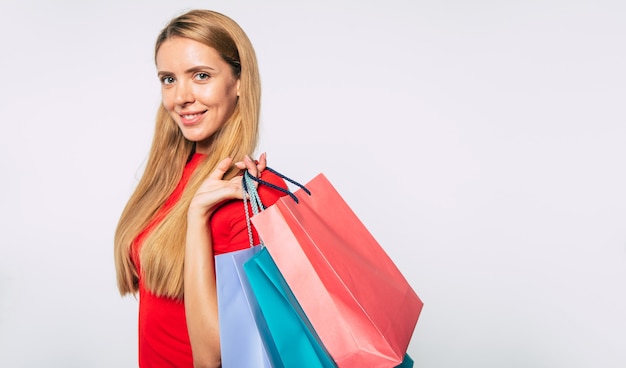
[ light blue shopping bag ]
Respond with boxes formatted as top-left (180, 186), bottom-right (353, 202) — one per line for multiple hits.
top-left (215, 245), bottom-right (273, 367)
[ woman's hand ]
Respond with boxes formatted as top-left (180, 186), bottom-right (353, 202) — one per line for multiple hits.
top-left (188, 153), bottom-right (266, 218)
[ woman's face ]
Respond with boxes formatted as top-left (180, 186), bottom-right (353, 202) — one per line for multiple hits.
top-left (156, 37), bottom-right (240, 154)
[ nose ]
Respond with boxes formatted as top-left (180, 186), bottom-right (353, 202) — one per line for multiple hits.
top-left (174, 80), bottom-right (195, 106)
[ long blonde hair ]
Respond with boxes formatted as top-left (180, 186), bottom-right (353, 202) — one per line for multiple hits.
top-left (114, 9), bottom-right (261, 299)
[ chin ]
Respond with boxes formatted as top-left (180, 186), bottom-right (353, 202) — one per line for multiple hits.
top-left (178, 126), bottom-right (206, 140)
top-left (183, 134), bottom-right (210, 143)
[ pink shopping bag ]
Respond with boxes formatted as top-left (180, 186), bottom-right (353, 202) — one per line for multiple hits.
top-left (250, 172), bottom-right (423, 368)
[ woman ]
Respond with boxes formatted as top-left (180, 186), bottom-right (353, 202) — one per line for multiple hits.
top-left (114, 10), bottom-right (287, 367)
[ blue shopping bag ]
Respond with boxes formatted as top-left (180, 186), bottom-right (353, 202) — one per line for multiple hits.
top-left (215, 245), bottom-right (273, 367)
top-left (214, 172), bottom-right (279, 367)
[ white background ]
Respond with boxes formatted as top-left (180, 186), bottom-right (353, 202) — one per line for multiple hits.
top-left (1, 0), bottom-right (625, 367)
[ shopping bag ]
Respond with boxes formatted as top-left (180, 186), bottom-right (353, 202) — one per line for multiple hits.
top-left (248, 170), bottom-right (424, 368)
top-left (214, 173), bottom-right (281, 367)
top-left (215, 245), bottom-right (273, 367)
top-left (243, 247), bottom-right (337, 368)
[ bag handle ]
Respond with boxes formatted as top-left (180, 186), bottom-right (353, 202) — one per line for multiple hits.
top-left (241, 167), bottom-right (310, 247)
top-left (243, 172), bottom-right (264, 214)
top-left (242, 173), bottom-right (264, 248)
top-left (244, 167), bottom-right (311, 204)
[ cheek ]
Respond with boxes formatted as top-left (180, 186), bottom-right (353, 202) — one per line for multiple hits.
top-left (224, 85), bottom-right (239, 110)
top-left (161, 90), bottom-right (175, 112)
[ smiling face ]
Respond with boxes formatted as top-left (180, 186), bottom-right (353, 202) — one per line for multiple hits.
top-left (156, 37), bottom-right (240, 154)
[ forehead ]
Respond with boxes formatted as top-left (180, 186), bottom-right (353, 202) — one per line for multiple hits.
top-left (156, 37), bottom-right (223, 70)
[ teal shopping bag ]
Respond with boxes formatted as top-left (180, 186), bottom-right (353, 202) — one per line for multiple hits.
top-left (243, 247), bottom-right (336, 368)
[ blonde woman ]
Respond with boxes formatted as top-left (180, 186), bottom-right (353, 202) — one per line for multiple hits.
top-left (114, 10), bottom-right (287, 367)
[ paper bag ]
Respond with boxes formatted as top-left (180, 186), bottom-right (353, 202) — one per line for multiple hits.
top-left (251, 173), bottom-right (423, 367)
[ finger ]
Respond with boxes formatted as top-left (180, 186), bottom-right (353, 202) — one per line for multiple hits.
top-left (257, 152), bottom-right (267, 173)
top-left (234, 153), bottom-right (265, 174)
top-left (234, 153), bottom-right (258, 170)
top-left (243, 155), bottom-right (258, 177)
top-left (209, 157), bottom-right (233, 180)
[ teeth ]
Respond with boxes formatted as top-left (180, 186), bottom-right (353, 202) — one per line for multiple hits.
top-left (182, 113), bottom-right (201, 119)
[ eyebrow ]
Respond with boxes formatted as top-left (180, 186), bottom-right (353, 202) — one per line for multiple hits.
top-left (157, 65), bottom-right (218, 76)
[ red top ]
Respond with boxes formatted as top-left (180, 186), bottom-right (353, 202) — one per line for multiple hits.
top-left (131, 153), bottom-right (287, 367)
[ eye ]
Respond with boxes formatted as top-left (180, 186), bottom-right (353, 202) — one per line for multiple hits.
top-left (160, 75), bottom-right (175, 85)
top-left (194, 72), bottom-right (211, 81)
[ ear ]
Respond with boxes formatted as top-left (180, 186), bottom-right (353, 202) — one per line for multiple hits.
top-left (236, 79), bottom-right (241, 97)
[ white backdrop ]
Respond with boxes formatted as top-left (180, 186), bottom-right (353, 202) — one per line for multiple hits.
top-left (1, 0), bottom-right (625, 367)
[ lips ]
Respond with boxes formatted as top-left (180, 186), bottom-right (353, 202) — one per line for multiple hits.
top-left (179, 111), bottom-right (207, 126)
